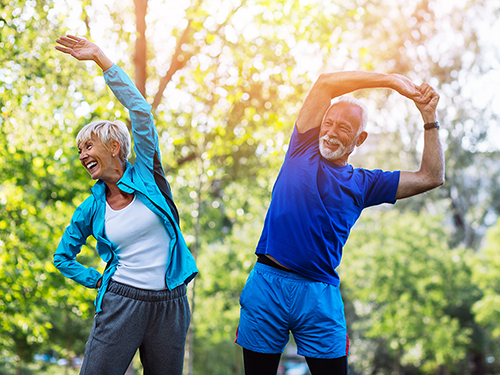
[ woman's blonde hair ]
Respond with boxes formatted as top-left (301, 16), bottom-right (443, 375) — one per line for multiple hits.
top-left (76, 120), bottom-right (131, 162)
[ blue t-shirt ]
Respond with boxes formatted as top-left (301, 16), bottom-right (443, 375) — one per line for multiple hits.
top-left (255, 124), bottom-right (400, 285)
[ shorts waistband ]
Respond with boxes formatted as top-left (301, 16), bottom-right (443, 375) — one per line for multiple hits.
top-left (107, 279), bottom-right (187, 302)
top-left (253, 261), bottom-right (319, 283)
top-left (257, 254), bottom-right (297, 273)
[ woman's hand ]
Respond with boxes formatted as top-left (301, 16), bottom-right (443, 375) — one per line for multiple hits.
top-left (55, 35), bottom-right (113, 71)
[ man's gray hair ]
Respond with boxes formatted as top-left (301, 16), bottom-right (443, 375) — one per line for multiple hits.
top-left (328, 96), bottom-right (368, 134)
top-left (76, 120), bottom-right (131, 162)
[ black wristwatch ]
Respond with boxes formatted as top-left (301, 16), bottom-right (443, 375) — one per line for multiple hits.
top-left (424, 121), bottom-right (440, 130)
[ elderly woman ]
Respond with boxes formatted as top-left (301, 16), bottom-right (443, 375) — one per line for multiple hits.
top-left (53, 35), bottom-right (197, 375)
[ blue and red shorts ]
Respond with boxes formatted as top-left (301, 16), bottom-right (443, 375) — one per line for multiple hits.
top-left (236, 262), bottom-right (349, 359)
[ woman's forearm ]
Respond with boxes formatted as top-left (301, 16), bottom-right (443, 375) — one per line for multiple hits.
top-left (93, 49), bottom-right (113, 71)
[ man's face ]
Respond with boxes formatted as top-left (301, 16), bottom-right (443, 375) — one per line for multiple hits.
top-left (319, 103), bottom-right (364, 163)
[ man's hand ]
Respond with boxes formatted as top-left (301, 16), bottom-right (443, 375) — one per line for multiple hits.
top-left (390, 74), bottom-right (426, 103)
top-left (55, 35), bottom-right (113, 71)
top-left (415, 83), bottom-right (439, 123)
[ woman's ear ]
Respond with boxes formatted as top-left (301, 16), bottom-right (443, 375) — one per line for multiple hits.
top-left (110, 140), bottom-right (121, 158)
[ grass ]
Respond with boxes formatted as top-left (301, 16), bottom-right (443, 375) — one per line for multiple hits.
top-left (0, 361), bottom-right (80, 375)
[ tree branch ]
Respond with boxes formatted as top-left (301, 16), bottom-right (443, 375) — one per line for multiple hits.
top-left (151, 17), bottom-right (194, 111)
top-left (151, 0), bottom-right (247, 112)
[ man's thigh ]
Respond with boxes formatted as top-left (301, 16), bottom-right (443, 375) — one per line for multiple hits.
top-left (291, 280), bottom-right (349, 359)
top-left (236, 264), bottom-right (292, 353)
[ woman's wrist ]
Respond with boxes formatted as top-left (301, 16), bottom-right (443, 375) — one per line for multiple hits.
top-left (94, 49), bottom-right (113, 71)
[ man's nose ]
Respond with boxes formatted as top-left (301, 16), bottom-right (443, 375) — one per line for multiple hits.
top-left (327, 125), bottom-right (338, 137)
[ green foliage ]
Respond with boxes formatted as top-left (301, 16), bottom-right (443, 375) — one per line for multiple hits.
top-left (472, 220), bottom-right (500, 339)
top-left (0, 0), bottom-right (107, 367)
top-left (191, 220), bottom-right (263, 375)
top-left (2, 0), bottom-right (500, 373)
top-left (342, 211), bottom-right (477, 374)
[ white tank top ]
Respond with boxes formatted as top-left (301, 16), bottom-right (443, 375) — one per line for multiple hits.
top-left (105, 195), bottom-right (171, 290)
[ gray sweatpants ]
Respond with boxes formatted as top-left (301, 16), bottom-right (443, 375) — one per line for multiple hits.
top-left (80, 280), bottom-right (190, 375)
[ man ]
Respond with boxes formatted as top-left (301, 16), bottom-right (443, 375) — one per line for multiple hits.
top-left (235, 71), bottom-right (443, 375)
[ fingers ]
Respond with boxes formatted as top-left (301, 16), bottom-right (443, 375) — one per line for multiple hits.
top-left (66, 34), bottom-right (83, 41)
top-left (55, 35), bottom-right (89, 58)
top-left (54, 45), bottom-right (72, 55)
top-left (55, 35), bottom-right (86, 49)
top-left (417, 83), bottom-right (439, 104)
top-left (56, 35), bottom-right (78, 48)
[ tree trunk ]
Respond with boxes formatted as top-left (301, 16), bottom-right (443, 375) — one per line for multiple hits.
top-left (184, 280), bottom-right (196, 375)
top-left (133, 0), bottom-right (148, 97)
top-left (15, 345), bottom-right (22, 375)
top-left (184, 155), bottom-right (203, 375)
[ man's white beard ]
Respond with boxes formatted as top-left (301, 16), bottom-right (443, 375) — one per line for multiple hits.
top-left (319, 135), bottom-right (356, 161)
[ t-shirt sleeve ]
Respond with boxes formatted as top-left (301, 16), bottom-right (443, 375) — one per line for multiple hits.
top-left (362, 169), bottom-right (400, 207)
top-left (286, 123), bottom-right (320, 160)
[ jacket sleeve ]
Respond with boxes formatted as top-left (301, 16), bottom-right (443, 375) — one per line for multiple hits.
top-left (103, 64), bottom-right (159, 173)
top-left (53, 204), bottom-right (102, 288)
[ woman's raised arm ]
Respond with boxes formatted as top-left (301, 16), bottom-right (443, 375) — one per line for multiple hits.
top-left (55, 34), bottom-right (113, 71)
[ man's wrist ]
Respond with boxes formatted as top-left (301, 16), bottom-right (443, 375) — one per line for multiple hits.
top-left (421, 112), bottom-right (438, 124)
top-left (424, 121), bottom-right (440, 130)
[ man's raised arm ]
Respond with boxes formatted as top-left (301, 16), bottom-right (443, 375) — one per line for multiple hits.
top-left (396, 83), bottom-right (444, 199)
top-left (296, 71), bottom-right (425, 133)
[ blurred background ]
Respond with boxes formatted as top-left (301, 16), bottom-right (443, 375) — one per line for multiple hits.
top-left (1, 0), bottom-right (499, 374)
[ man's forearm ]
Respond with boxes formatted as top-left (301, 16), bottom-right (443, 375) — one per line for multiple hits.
top-left (420, 126), bottom-right (445, 185)
top-left (315, 71), bottom-right (395, 99)
top-left (297, 70), bottom-right (422, 132)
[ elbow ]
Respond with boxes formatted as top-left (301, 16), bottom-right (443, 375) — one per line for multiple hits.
top-left (53, 253), bottom-right (69, 271)
top-left (434, 170), bottom-right (445, 188)
top-left (53, 254), bottom-right (63, 270)
top-left (315, 73), bottom-right (334, 89)
top-left (437, 176), bottom-right (445, 187)
top-left (428, 174), bottom-right (445, 190)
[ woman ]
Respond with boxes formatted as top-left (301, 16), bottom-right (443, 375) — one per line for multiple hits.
top-left (53, 35), bottom-right (197, 375)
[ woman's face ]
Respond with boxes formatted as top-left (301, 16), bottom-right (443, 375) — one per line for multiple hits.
top-left (78, 134), bottom-right (116, 181)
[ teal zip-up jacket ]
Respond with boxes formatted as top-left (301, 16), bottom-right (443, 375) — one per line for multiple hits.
top-left (54, 64), bottom-right (198, 313)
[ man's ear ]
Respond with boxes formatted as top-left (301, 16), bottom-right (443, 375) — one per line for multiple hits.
top-left (356, 131), bottom-right (368, 147)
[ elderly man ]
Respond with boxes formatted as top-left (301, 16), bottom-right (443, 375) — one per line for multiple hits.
top-left (235, 71), bottom-right (443, 375)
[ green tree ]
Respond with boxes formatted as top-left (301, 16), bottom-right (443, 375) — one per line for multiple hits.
top-left (471, 219), bottom-right (500, 373)
top-left (3, 0), bottom-right (500, 373)
top-left (342, 211), bottom-right (477, 374)
top-left (0, 0), bottom-right (111, 370)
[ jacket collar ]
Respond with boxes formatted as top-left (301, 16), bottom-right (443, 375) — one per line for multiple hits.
top-left (90, 161), bottom-right (133, 199)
